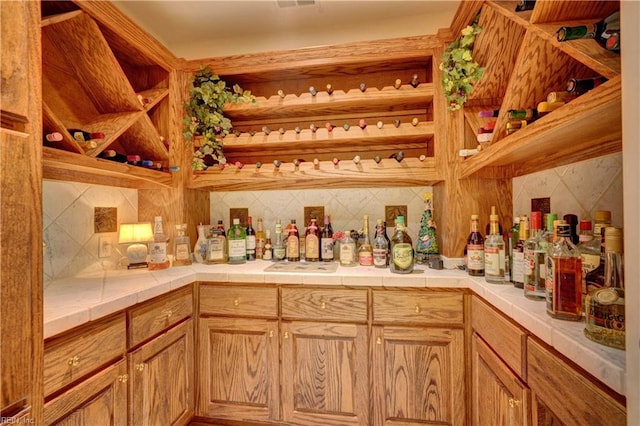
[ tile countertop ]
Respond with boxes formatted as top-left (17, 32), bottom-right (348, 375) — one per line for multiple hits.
top-left (43, 261), bottom-right (626, 396)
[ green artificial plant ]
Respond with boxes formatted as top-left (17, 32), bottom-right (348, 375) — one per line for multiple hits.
top-left (439, 21), bottom-right (485, 111)
top-left (183, 66), bottom-right (256, 170)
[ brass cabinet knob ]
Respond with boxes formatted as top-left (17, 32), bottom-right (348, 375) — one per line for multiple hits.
top-left (161, 308), bottom-right (173, 318)
top-left (269, 330), bottom-right (274, 338)
top-left (233, 299), bottom-right (240, 307)
top-left (284, 332), bottom-right (289, 339)
top-left (376, 337), bottom-right (382, 345)
top-left (118, 374), bottom-right (129, 383)
top-left (67, 356), bottom-right (80, 366)
top-left (415, 305), bottom-right (421, 313)
top-left (135, 363), bottom-right (145, 372)
top-left (321, 301), bottom-right (326, 309)
top-left (508, 398), bottom-right (521, 408)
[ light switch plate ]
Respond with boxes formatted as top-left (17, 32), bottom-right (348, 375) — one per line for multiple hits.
top-left (99, 237), bottom-right (112, 258)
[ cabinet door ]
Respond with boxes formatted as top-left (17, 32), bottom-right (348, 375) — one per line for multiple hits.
top-left (372, 326), bottom-right (465, 426)
top-left (129, 320), bottom-right (193, 426)
top-left (198, 317), bottom-right (279, 422)
top-left (43, 360), bottom-right (127, 426)
top-left (472, 334), bottom-right (529, 426)
top-left (281, 321), bottom-right (369, 426)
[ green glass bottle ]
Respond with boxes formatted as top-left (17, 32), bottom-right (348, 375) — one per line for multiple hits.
top-left (227, 218), bottom-right (247, 264)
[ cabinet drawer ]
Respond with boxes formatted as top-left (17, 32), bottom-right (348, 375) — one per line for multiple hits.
top-left (200, 284), bottom-right (278, 318)
top-left (128, 286), bottom-right (192, 348)
top-left (471, 296), bottom-right (526, 378)
top-left (372, 290), bottom-right (463, 325)
top-left (281, 287), bottom-right (367, 322)
top-left (44, 313), bottom-right (126, 397)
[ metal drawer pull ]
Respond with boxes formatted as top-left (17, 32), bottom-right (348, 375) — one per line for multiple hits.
top-left (284, 332), bottom-right (289, 339)
top-left (508, 398), bottom-right (520, 408)
top-left (376, 337), bottom-right (382, 345)
top-left (269, 330), bottom-right (274, 338)
top-left (118, 374), bottom-right (129, 383)
top-left (415, 305), bottom-right (421, 313)
top-left (135, 363), bottom-right (145, 372)
top-left (321, 301), bottom-right (326, 309)
top-left (67, 356), bottom-right (80, 366)
top-left (161, 308), bottom-right (173, 318)
top-left (233, 299), bottom-right (239, 307)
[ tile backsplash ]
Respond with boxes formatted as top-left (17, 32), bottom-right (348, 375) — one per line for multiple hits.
top-left (42, 153), bottom-right (623, 281)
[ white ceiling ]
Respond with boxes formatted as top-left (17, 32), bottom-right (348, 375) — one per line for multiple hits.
top-left (112, 0), bottom-right (460, 59)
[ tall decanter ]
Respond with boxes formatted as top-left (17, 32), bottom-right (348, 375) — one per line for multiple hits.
top-left (545, 223), bottom-right (583, 321)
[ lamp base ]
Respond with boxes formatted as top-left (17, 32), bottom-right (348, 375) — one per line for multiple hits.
top-left (127, 261), bottom-right (148, 270)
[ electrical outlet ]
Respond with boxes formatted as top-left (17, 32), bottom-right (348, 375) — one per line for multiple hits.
top-left (99, 237), bottom-right (112, 258)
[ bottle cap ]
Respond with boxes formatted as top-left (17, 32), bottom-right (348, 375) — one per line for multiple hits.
top-left (579, 220), bottom-right (592, 231)
top-left (604, 227), bottom-right (623, 253)
top-left (530, 211), bottom-right (542, 230)
top-left (594, 210), bottom-right (612, 222)
top-left (546, 213), bottom-right (558, 231)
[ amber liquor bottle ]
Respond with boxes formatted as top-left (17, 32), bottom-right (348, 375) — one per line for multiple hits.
top-left (389, 216), bottom-right (413, 274)
top-left (286, 219), bottom-right (300, 262)
top-left (148, 216), bottom-right (170, 270)
top-left (466, 215), bottom-right (484, 276)
top-left (305, 217), bottom-right (320, 262)
top-left (484, 211), bottom-right (505, 284)
top-left (524, 211), bottom-right (547, 300)
top-left (545, 223), bottom-right (583, 320)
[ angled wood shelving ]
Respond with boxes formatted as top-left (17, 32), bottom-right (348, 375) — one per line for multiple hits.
top-left (459, 0), bottom-right (622, 179)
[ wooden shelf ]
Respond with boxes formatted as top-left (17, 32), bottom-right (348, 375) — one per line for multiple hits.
top-left (224, 84), bottom-right (433, 122)
top-left (189, 157), bottom-right (441, 192)
top-left (459, 76), bottom-right (621, 179)
top-left (43, 147), bottom-right (172, 189)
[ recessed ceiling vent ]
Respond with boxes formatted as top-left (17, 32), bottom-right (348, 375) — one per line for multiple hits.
top-left (277, 0), bottom-right (315, 7)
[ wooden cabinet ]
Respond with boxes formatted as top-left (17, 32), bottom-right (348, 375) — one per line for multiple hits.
top-left (371, 289), bottom-right (466, 426)
top-left (527, 338), bottom-right (625, 426)
top-left (197, 284), bottom-right (279, 422)
top-left (39, 1), bottom-right (177, 190)
top-left (471, 334), bottom-right (529, 426)
top-left (0, 0), bottom-right (43, 421)
top-left (281, 288), bottom-right (369, 425)
top-left (43, 360), bottom-right (127, 426)
top-left (458, 0), bottom-right (621, 179)
top-left (129, 319), bottom-right (194, 426)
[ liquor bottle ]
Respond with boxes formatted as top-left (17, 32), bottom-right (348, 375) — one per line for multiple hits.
top-left (512, 215), bottom-right (528, 288)
top-left (390, 216), bottom-right (414, 274)
top-left (255, 218), bottom-right (266, 259)
top-left (227, 218), bottom-right (247, 264)
top-left (339, 231), bottom-right (357, 267)
top-left (466, 214), bottom-right (484, 276)
top-left (263, 230), bottom-right (273, 260)
top-left (358, 215), bottom-right (374, 266)
top-left (507, 215), bottom-right (520, 283)
top-left (556, 11), bottom-right (620, 52)
top-left (148, 216), bottom-right (170, 270)
top-left (524, 211), bottom-right (547, 300)
top-left (173, 224), bottom-right (192, 266)
top-left (409, 74), bottom-right (420, 88)
top-left (507, 108), bottom-right (539, 122)
top-left (584, 227), bottom-right (625, 349)
top-left (193, 224), bottom-right (208, 264)
top-left (545, 223), bottom-right (583, 321)
top-left (416, 192), bottom-right (438, 264)
top-left (68, 128), bottom-right (105, 142)
top-left (577, 219), bottom-right (599, 300)
top-left (566, 77), bottom-right (607, 95)
top-left (536, 101), bottom-right (565, 113)
top-left (286, 219), bottom-right (300, 262)
top-left (484, 210), bottom-right (506, 284)
top-left (515, 0), bottom-right (535, 12)
top-left (273, 220), bottom-right (286, 261)
top-left (320, 215), bottom-right (334, 262)
top-left (583, 210), bottom-right (612, 256)
top-left (98, 150), bottom-right (128, 163)
top-left (206, 220), bottom-right (227, 264)
top-left (245, 216), bottom-right (256, 261)
top-left (305, 217), bottom-right (320, 262)
top-left (44, 132), bottom-right (63, 143)
top-left (373, 219), bottom-right (388, 268)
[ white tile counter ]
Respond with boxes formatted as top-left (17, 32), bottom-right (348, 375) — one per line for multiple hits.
top-left (44, 261), bottom-right (626, 396)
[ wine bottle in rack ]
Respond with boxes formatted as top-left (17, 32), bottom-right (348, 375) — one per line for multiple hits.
top-left (478, 109), bottom-right (499, 118)
top-left (389, 151), bottom-right (404, 162)
top-left (507, 108), bottom-right (539, 122)
top-left (43, 132), bottom-right (63, 143)
top-left (359, 83), bottom-right (366, 92)
top-left (68, 128), bottom-right (104, 142)
top-left (99, 150), bottom-right (127, 163)
top-left (277, 89), bottom-right (285, 98)
top-left (326, 84), bottom-right (334, 95)
top-left (514, 0), bottom-right (535, 12)
top-left (309, 86), bottom-right (317, 96)
top-left (556, 11), bottom-right (620, 52)
top-left (409, 74), bottom-right (420, 88)
top-left (394, 78), bottom-right (402, 89)
top-left (566, 77), bottom-right (608, 95)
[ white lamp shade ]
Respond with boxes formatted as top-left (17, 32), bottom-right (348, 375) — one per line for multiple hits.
top-left (118, 222), bottom-right (153, 244)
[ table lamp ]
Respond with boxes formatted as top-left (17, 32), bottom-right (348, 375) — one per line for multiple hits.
top-left (118, 222), bottom-right (153, 269)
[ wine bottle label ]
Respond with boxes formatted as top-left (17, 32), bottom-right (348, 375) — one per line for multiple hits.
top-left (273, 246), bottom-right (286, 261)
top-left (287, 236), bottom-right (299, 257)
top-left (340, 243), bottom-right (355, 263)
top-left (373, 248), bottom-right (387, 267)
top-left (467, 245), bottom-right (484, 271)
top-left (359, 250), bottom-right (374, 266)
top-left (306, 235), bottom-right (319, 258)
top-left (175, 243), bottom-right (190, 261)
top-left (149, 242), bottom-right (167, 263)
top-left (320, 238), bottom-right (334, 260)
top-left (512, 251), bottom-right (525, 282)
top-left (208, 237), bottom-right (226, 260)
top-left (246, 235), bottom-right (256, 252)
top-left (484, 247), bottom-right (501, 276)
top-left (392, 243), bottom-right (413, 269)
top-left (586, 291), bottom-right (625, 331)
top-left (228, 239), bottom-right (246, 259)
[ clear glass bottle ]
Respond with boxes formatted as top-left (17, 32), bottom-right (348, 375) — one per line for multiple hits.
top-left (358, 215), bottom-right (374, 266)
top-left (466, 214), bottom-right (484, 276)
top-left (545, 223), bottom-right (583, 321)
top-left (390, 216), bottom-right (414, 274)
top-left (339, 231), bottom-right (357, 267)
top-left (255, 217), bottom-right (266, 260)
top-left (512, 215), bottom-right (528, 288)
top-left (507, 215), bottom-right (520, 284)
top-left (286, 219), bottom-right (300, 262)
top-left (273, 220), bottom-right (286, 261)
top-left (193, 224), bottom-right (208, 264)
top-left (206, 220), bottom-right (227, 264)
top-left (584, 227), bottom-right (625, 350)
top-left (173, 224), bottom-right (192, 266)
top-left (373, 219), bottom-right (388, 268)
top-left (148, 216), bottom-right (170, 270)
top-left (383, 221), bottom-right (391, 265)
top-left (524, 211), bottom-right (546, 300)
top-left (227, 218), bottom-right (247, 264)
top-left (245, 216), bottom-right (256, 261)
top-left (320, 215), bottom-right (334, 262)
top-left (305, 217), bottom-right (320, 262)
top-left (484, 210), bottom-right (505, 284)
top-left (577, 219), bottom-right (599, 308)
